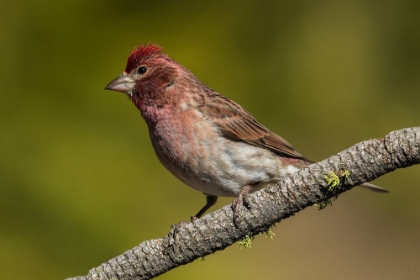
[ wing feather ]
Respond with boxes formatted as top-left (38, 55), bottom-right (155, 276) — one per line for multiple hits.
top-left (200, 93), bottom-right (308, 160)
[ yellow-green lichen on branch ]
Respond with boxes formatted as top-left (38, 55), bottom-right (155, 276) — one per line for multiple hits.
top-left (239, 235), bottom-right (253, 249)
top-left (315, 169), bottom-right (351, 210)
top-left (238, 227), bottom-right (276, 249)
top-left (323, 169), bottom-right (351, 191)
top-left (314, 199), bottom-right (332, 210)
top-left (265, 226), bottom-right (275, 240)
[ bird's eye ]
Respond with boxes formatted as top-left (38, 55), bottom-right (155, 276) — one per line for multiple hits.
top-left (137, 66), bottom-right (148, 75)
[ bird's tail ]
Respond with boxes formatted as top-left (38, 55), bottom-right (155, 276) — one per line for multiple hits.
top-left (359, 182), bottom-right (389, 193)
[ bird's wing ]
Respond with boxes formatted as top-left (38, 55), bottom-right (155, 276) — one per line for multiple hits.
top-left (201, 94), bottom-right (308, 160)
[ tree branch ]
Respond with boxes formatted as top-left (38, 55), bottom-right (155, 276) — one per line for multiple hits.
top-left (67, 127), bottom-right (420, 280)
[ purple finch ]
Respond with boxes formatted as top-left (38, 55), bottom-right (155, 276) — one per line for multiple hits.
top-left (105, 44), bottom-right (387, 223)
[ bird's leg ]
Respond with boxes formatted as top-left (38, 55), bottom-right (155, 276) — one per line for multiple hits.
top-left (232, 185), bottom-right (252, 226)
top-left (192, 194), bottom-right (218, 220)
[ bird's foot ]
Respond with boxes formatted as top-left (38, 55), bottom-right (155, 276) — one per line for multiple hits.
top-left (232, 185), bottom-right (252, 226)
top-left (168, 219), bottom-right (191, 244)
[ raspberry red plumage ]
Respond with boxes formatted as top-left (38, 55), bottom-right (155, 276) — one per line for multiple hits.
top-left (125, 44), bottom-right (163, 73)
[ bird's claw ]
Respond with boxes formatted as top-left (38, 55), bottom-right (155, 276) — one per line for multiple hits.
top-left (232, 185), bottom-right (253, 226)
top-left (190, 215), bottom-right (198, 222)
top-left (168, 219), bottom-right (191, 244)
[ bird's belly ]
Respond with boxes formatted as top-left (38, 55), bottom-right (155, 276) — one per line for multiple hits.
top-left (149, 119), bottom-right (287, 197)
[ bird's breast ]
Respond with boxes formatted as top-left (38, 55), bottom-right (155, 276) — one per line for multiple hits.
top-left (147, 112), bottom-right (295, 197)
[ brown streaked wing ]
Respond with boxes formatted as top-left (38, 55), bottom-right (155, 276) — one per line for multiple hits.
top-left (201, 94), bottom-right (308, 160)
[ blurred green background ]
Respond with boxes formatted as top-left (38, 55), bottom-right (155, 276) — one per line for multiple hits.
top-left (1, 0), bottom-right (419, 279)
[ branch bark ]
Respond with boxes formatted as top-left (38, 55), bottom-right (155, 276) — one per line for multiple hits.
top-left (67, 127), bottom-right (420, 280)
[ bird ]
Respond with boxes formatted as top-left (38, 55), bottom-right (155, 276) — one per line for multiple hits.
top-left (105, 43), bottom-right (387, 223)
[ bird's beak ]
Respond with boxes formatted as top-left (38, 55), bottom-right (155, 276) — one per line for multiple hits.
top-left (105, 73), bottom-right (135, 96)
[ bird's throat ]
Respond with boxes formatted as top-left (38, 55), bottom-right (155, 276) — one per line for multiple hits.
top-left (131, 96), bottom-right (174, 125)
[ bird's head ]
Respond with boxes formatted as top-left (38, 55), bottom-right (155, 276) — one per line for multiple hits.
top-left (106, 44), bottom-right (200, 122)
top-left (105, 43), bottom-right (175, 98)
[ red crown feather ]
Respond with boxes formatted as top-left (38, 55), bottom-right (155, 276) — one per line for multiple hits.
top-left (125, 43), bottom-right (163, 73)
